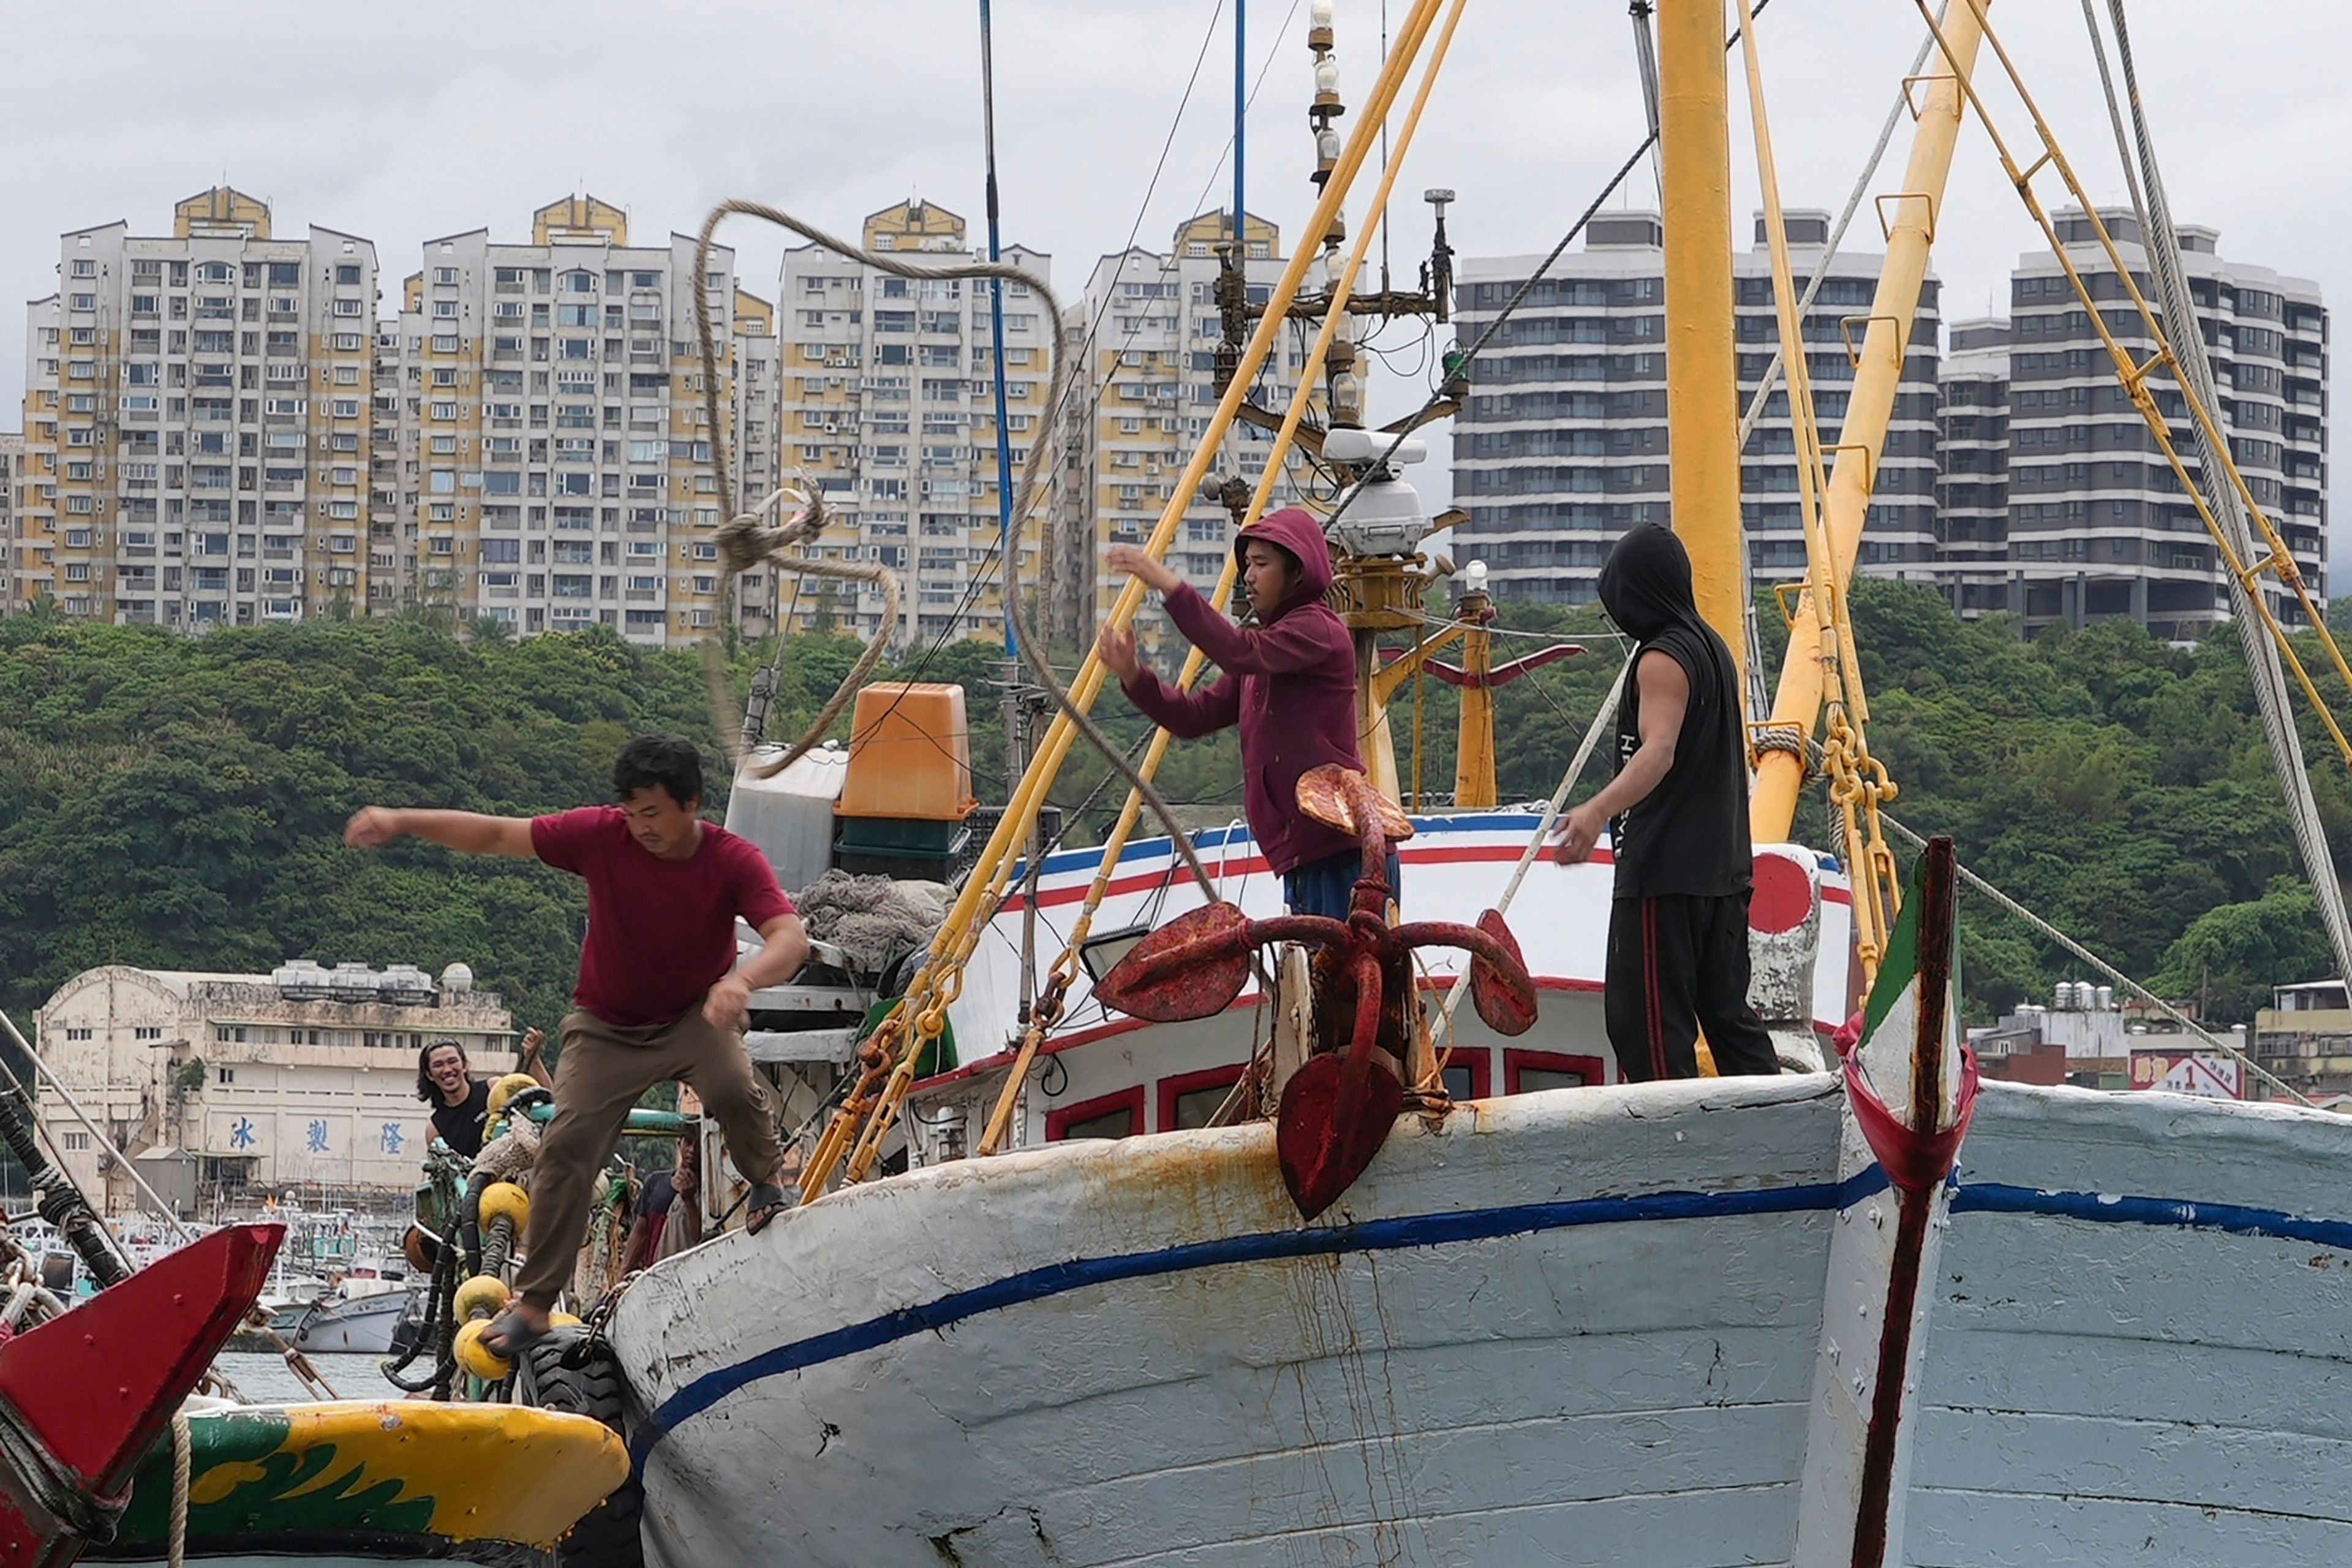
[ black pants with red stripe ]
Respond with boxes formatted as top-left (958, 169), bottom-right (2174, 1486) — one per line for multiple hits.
top-left (1604, 892), bottom-right (1782, 1082)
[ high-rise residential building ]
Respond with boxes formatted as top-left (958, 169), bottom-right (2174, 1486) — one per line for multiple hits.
top-left (776, 200), bottom-right (1052, 647)
top-left (1945, 208), bottom-right (2327, 638)
top-left (15, 187), bottom-right (380, 626)
top-left (1449, 211), bottom-right (1941, 603)
top-left (1932, 318), bottom-right (2011, 609)
top-left (1058, 211), bottom-right (1309, 646)
top-left (0, 431), bottom-right (22, 597)
top-left (729, 288), bottom-right (785, 639)
top-left (393, 195), bottom-right (747, 644)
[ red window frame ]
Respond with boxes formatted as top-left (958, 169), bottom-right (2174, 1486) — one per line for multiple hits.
top-left (1156, 1063), bottom-right (1247, 1134)
top-left (1434, 1046), bottom-right (1492, 1101)
top-left (1504, 1049), bottom-right (1607, 1094)
top-left (1045, 1085), bottom-right (1147, 1143)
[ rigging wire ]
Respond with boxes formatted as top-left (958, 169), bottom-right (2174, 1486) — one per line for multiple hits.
top-left (2081, 0), bottom-right (2352, 997)
top-left (1321, 0), bottom-right (1777, 532)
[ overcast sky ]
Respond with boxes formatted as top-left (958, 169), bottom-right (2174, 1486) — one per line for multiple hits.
top-left (1, 2), bottom-right (2337, 549)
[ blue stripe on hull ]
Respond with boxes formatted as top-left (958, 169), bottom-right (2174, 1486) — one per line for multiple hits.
top-left (635, 1167), bottom-right (1888, 1460)
top-left (636, 1167), bottom-right (2352, 1463)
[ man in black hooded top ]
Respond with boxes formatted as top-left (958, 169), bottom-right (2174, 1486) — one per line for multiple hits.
top-left (1554, 525), bottom-right (1780, 1082)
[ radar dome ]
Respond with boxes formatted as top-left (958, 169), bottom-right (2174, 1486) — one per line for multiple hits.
top-left (439, 962), bottom-right (475, 993)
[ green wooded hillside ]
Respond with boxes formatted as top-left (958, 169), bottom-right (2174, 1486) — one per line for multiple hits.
top-left (0, 581), bottom-right (2340, 1048)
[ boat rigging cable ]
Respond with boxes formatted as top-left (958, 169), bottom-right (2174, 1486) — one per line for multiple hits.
top-left (1879, 809), bottom-right (2314, 1107)
top-left (1911, 0), bottom-right (2352, 774)
top-left (2079, 0), bottom-right (2352, 995)
top-left (974, 0), bottom-right (1474, 1157)
top-left (734, 0), bottom-right (1466, 1196)
top-left (991, 0), bottom-right (1809, 1047)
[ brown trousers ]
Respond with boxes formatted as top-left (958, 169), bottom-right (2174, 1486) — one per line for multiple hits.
top-left (513, 1003), bottom-right (783, 1306)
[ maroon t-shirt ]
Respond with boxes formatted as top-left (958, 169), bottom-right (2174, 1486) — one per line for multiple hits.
top-left (531, 807), bottom-right (796, 1028)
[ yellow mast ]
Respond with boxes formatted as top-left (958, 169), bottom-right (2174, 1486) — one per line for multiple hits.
top-left (1657, 0), bottom-right (1747, 696)
top-left (1750, 3), bottom-right (1988, 840)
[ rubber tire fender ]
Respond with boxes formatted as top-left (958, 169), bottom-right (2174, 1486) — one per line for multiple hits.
top-left (519, 1326), bottom-right (645, 1568)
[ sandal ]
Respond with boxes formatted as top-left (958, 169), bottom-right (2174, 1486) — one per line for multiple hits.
top-left (745, 1183), bottom-right (791, 1235)
top-left (480, 1307), bottom-right (551, 1362)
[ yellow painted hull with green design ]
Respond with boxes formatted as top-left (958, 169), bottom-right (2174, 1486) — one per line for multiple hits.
top-left (89, 1400), bottom-right (628, 1564)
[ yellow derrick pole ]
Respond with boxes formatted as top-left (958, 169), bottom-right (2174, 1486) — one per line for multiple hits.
top-left (1733, 0), bottom-right (1901, 979)
top-left (974, 0), bottom-right (1473, 1158)
top-left (1751, 2), bottom-right (1987, 842)
top-left (805, 0), bottom-right (1458, 1194)
top-left (1657, 0), bottom-right (1747, 698)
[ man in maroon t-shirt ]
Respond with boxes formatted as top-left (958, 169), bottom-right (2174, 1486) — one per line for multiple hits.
top-left (344, 735), bottom-right (809, 1358)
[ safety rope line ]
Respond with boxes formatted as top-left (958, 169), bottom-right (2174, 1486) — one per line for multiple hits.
top-left (973, 0), bottom-right (1472, 1157)
top-left (794, 0), bottom-right (1458, 1197)
top-left (1878, 810), bottom-right (2313, 1107)
top-left (1427, 653), bottom-right (1632, 1069)
top-left (167, 1410), bottom-right (191, 1568)
top-left (2080, 0), bottom-right (2352, 1009)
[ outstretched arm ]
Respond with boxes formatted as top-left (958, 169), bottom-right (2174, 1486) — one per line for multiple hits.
top-left (1104, 541), bottom-right (1327, 676)
top-left (1098, 622), bottom-right (1240, 739)
top-left (344, 807), bottom-right (537, 858)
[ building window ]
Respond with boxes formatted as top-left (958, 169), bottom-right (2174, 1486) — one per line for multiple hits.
top-left (217, 1066), bottom-right (236, 1085)
top-left (62, 1131), bottom-right (91, 1152)
top-left (64, 1027), bottom-right (94, 1042)
top-left (133, 1026), bottom-right (163, 1041)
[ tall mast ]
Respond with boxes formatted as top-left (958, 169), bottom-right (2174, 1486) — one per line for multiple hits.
top-left (1656, 0), bottom-right (1746, 695)
top-left (977, 0), bottom-right (1028, 807)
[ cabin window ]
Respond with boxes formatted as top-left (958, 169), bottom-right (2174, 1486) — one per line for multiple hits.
top-left (1438, 1047), bottom-right (1492, 1102)
top-left (1046, 1087), bottom-right (1145, 1143)
top-left (1158, 1066), bottom-right (1246, 1133)
top-left (1505, 1050), bottom-right (1605, 1095)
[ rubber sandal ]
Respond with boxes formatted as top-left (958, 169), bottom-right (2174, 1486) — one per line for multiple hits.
top-left (745, 1183), bottom-right (791, 1235)
top-left (480, 1307), bottom-right (551, 1362)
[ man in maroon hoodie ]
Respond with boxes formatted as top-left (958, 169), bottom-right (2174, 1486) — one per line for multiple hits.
top-left (1098, 506), bottom-right (1393, 919)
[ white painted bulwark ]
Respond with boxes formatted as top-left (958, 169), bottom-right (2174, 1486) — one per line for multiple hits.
top-left (604, 1074), bottom-right (2352, 1564)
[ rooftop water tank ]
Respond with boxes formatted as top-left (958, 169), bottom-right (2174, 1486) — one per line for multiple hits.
top-left (439, 962), bottom-right (475, 994)
top-left (726, 741), bottom-right (851, 899)
top-left (378, 964), bottom-right (437, 1006)
top-left (273, 960), bottom-right (332, 1001)
top-left (326, 962), bottom-right (381, 1004)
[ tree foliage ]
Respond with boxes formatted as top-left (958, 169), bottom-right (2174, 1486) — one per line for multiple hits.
top-left (0, 577), bottom-right (2340, 1051)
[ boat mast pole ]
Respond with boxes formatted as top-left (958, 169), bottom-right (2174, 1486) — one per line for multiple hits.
top-left (1657, 0), bottom-right (1746, 700)
top-left (1750, 4), bottom-right (1986, 842)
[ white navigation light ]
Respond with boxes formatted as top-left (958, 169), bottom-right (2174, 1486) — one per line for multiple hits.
top-left (1463, 559), bottom-right (1489, 594)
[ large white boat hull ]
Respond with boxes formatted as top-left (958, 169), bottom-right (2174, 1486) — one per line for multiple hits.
top-left (605, 1074), bottom-right (2352, 1565)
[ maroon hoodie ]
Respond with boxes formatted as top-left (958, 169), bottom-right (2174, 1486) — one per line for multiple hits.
top-left (1120, 506), bottom-right (1363, 874)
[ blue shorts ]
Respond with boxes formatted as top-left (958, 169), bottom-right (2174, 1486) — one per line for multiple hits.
top-left (1282, 848), bottom-right (1403, 921)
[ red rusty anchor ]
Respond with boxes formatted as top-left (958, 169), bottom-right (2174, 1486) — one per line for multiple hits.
top-left (1095, 764), bottom-right (1538, 1219)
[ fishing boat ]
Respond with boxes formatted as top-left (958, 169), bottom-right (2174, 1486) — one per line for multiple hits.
top-left (486, 3), bottom-right (2352, 1564)
top-left (0, 1031), bottom-right (629, 1564)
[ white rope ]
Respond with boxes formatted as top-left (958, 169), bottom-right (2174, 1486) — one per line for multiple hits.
top-left (167, 1409), bottom-right (192, 1568)
top-left (1430, 652), bottom-right (1633, 1052)
top-left (2083, 0), bottom-right (2352, 999)
top-left (1879, 810), bottom-right (2312, 1106)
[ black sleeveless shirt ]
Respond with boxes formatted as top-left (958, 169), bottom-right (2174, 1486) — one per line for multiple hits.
top-left (1610, 621), bottom-right (1753, 899)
